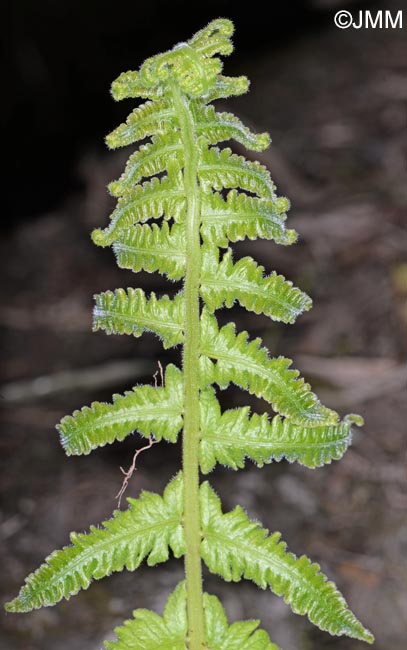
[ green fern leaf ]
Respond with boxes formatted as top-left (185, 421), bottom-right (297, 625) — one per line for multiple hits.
top-left (106, 99), bottom-right (176, 149)
top-left (199, 145), bottom-right (276, 199)
top-left (201, 247), bottom-right (312, 323)
top-left (199, 389), bottom-right (362, 473)
top-left (105, 580), bottom-right (278, 650)
top-left (202, 74), bottom-right (250, 102)
top-left (108, 134), bottom-right (183, 197)
top-left (92, 162), bottom-right (186, 247)
top-left (57, 364), bottom-right (183, 455)
top-left (112, 222), bottom-right (186, 280)
top-left (194, 104), bottom-right (270, 151)
top-left (93, 288), bottom-right (184, 348)
top-left (201, 190), bottom-right (296, 248)
top-left (5, 474), bottom-right (185, 613)
top-left (200, 482), bottom-right (374, 644)
top-left (200, 310), bottom-right (337, 424)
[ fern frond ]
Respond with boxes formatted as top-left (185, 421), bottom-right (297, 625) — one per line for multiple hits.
top-left (5, 474), bottom-right (185, 613)
top-left (113, 223), bottom-right (186, 280)
top-left (106, 99), bottom-right (176, 149)
top-left (105, 580), bottom-right (278, 650)
top-left (199, 145), bottom-right (276, 199)
top-left (108, 134), bottom-right (183, 197)
top-left (92, 162), bottom-right (186, 247)
top-left (5, 19), bottom-right (372, 649)
top-left (93, 288), bottom-right (184, 348)
top-left (201, 190), bottom-right (296, 248)
top-left (57, 364), bottom-right (183, 455)
top-left (194, 104), bottom-right (270, 151)
top-left (200, 310), bottom-right (337, 424)
top-left (200, 482), bottom-right (374, 644)
top-left (199, 389), bottom-right (362, 473)
top-left (201, 247), bottom-right (312, 323)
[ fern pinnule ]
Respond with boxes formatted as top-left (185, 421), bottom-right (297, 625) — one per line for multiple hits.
top-left (93, 287), bottom-right (184, 347)
top-left (200, 189), bottom-right (296, 247)
top-left (112, 222), bottom-right (186, 279)
top-left (201, 246), bottom-right (312, 322)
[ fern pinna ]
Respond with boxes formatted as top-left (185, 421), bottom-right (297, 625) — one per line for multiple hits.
top-left (6, 19), bottom-right (374, 649)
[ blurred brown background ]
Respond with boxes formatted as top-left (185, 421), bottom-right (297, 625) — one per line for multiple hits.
top-left (1, 1), bottom-right (406, 648)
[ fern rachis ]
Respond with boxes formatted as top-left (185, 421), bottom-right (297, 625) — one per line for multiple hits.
top-left (6, 19), bottom-right (374, 649)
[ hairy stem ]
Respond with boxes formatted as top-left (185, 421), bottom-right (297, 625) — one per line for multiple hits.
top-left (172, 83), bottom-right (205, 648)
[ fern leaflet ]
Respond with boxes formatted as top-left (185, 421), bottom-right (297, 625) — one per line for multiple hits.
top-left (203, 74), bottom-right (249, 102)
top-left (113, 222), bottom-right (186, 280)
top-left (200, 309), bottom-right (338, 423)
top-left (58, 364), bottom-right (183, 455)
top-left (198, 144), bottom-right (276, 199)
top-left (106, 99), bottom-right (176, 149)
top-left (199, 389), bottom-right (363, 472)
top-left (201, 190), bottom-right (296, 248)
top-left (6, 474), bottom-right (184, 612)
top-left (93, 288), bottom-right (184, 348)
top-left (109, 133), bottom-right (183, 196)
top-left (193, 104), bottom-right (270, 151)
top-left (200, 482), bottom-right (373, 643)
top-left (92, 161), bottom-right (185, 247)
top-left (201, 247), bottom-right (312, 323)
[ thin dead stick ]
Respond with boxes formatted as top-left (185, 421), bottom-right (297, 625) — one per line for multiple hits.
top-left (115, 436), bottom-right (158, 508)
top-left (153, 360), bottom-right (164, 388)
top-left (115, 362), bottom-right (164, 507)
